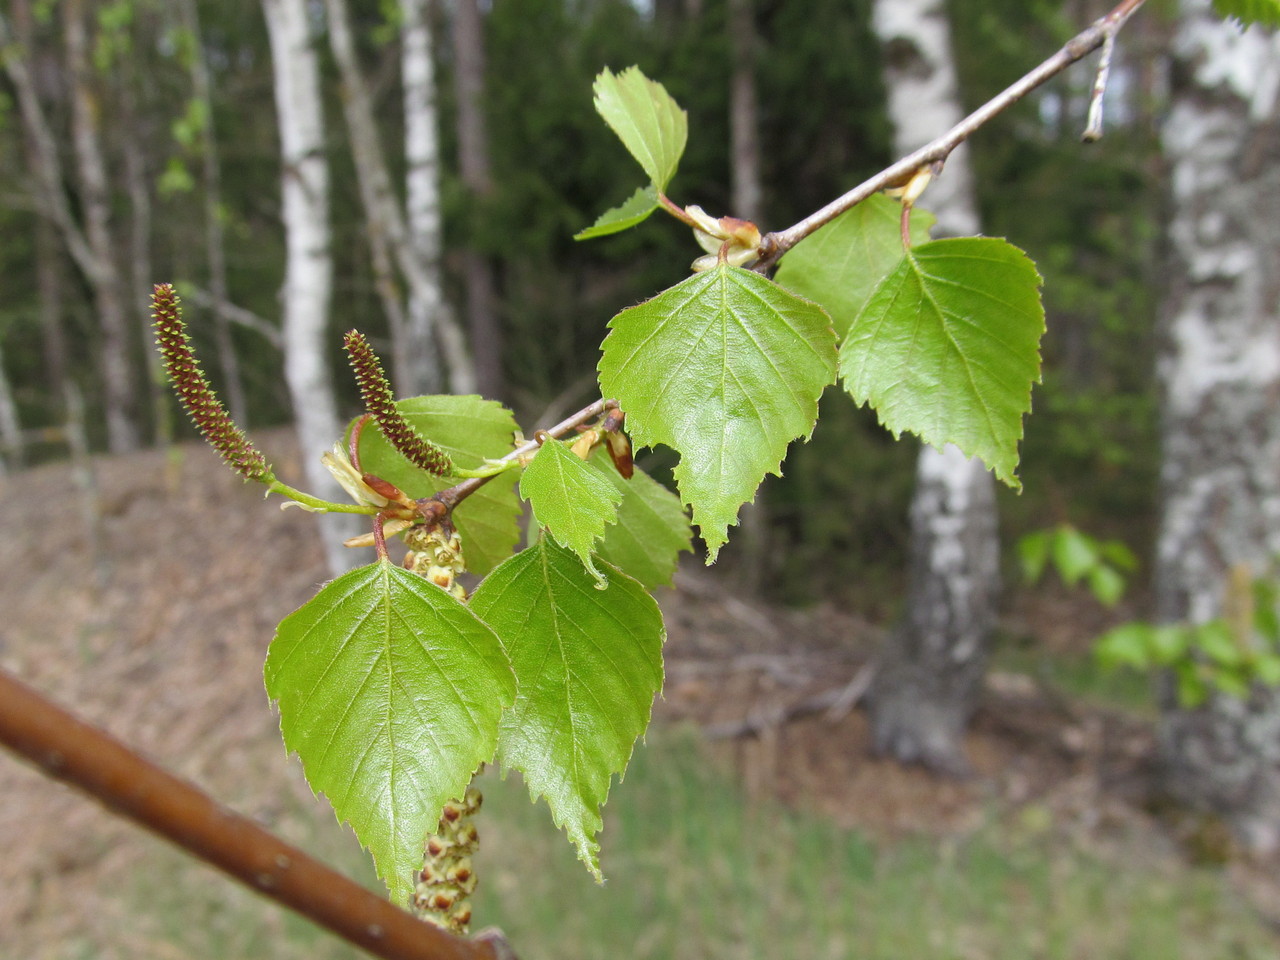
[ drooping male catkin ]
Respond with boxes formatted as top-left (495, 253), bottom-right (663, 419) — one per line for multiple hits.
top-left (343, 330), bottom-right (455, 476)
top-left (151, 284), bottom-right (272, 483)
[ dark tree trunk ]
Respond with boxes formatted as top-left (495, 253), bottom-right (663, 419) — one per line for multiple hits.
top-left (870, 448), bottom-right (998, 773)
top-left (451, 0), bottom-right (503, 400)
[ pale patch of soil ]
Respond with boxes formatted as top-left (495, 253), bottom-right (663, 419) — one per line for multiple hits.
top-left (0, 436), bottom-right (1276, 952)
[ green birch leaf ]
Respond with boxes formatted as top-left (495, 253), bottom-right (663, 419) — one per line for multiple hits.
top-left (264, 561), bottom-right (515, 906)
top-left (592, 66), bottom-right (687, 191)
top-left (774, 194), bottom-right (935, 338)
top-left (520, 438), bottom-right (624, 584)
top-left (1213, 0), bottom-right (1280, 27)
top-left (469, 537), bottom-right (665, 879)
top-left (599, 264), bottom-right (837, 560)
top-left (576, 185), bottom-right (660, 240)
top-left (354, 395), bottom-right (519, 575)
top-left (590, 448), bottom-right (693, 589)
top-left (838, 237), bottom-right (1045, 488)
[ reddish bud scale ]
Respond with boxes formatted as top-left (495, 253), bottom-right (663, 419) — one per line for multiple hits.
top-left (605, 430), bottom-right (634, 479)
top-left (150, 284), bottom-right (272, 483)
top-left (343, 330), bottom-right (455, 477)
top-left (412, 784), bottom-right (483, 934)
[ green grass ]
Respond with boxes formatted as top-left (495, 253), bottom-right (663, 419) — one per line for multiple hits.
top-left (38, 733), bottom-right (1276, 960)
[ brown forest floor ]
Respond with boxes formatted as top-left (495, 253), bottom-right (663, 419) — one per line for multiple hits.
top-left (1, 434), bottom-right (1277, 951)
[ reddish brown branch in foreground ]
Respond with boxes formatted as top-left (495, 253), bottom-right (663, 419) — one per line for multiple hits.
top-left (754, 0), bottom-right (1148, 271)
top-left (0, 668), bottom-right (500, 960)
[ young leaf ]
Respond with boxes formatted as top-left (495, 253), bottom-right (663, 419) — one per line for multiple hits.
top-left (576, 185), bottom-right (660, 240)
top-left (265, 561), bottom-right (515, 906)
top-left (1095, 622), bottom-right (1154, 671)
top-left (839, 237), bottom-right (1045, 488)
top-left (1212, 0), bottom-right (1280, 27)
top-left (1211, 666), bottom-right (1252, 699)
top-left (1052, 526), bottom-right (1097, 586)
top-left (1087, 564), bottom-right (1126, 608)
top-left (1175, 662), bottom-right (1209, 708)
top-left (355, 395), bottom-right (519, 575)
top-left (1017, 529), bottom-right (1051, 584)
top-left (1150, 625), bottom-right (1193, 666)
top-left (590, 448), bottom-right (693, 589)
top-left (1254, 653), bottom-right (1280, 686)
top-left (469, 538), bottom-right (665, 879)
top-left (599, 263), bottom-right (837, 560)
top-left (774, 194), bottom-right (935, 338)
top-left (592, 65), bottom-right (688, 191)
top-left (1194, 620), bottom-right (1246, 668)
top-left (520, 438), bottom-right (624, 584)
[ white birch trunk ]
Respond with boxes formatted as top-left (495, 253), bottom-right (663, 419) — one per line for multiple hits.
top-left (64, 0), bottom-right (141, 453)
top-left (1156, 2), bottom-right (1280, 853)
top-left (263, 0), bottom-right (358, 577)
top-left (325, 0), bottom-right (473, 396)
top-left (0, 342), bottom-right (23, 474)
top-left (867, 0), bottom-right (1000, 773)
top-left (402, 0), bottom-right (474, 395)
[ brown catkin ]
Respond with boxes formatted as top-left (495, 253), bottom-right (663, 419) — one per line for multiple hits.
top-left (151, 284), bottom-right (272, 483)
top-left (343, 330), bottom-right (454, 476)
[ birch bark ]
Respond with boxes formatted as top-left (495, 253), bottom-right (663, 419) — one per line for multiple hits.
top-left (866, 0), bottom-right (1000, 774)
top-left (262, 0), bottom-right (358, 576)
top-left (0, 343), bottom-right (22, 474)
top-left (402, 0), bottom-right (474, 395)
top-left (63, 0), bottom-right (142, 453)
top-left (324, 0), bottom-right (473, 395)
top-left (1155, 2), bottom-right (1280, 853)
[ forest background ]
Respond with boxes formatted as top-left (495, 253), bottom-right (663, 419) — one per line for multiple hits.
top-left (1, 0), bottom-right (1278, 958)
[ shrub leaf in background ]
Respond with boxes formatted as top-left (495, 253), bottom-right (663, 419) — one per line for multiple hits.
top-left (775, 194), bottom-right (935, 337)
top-left (355, 395), bottom-right (520, 576)
top-left (839, 237), bottom-right (1045, 488)
top-left (598, 263), bottom-right (837, 560)
top-left (264, 561), bottom-right (516, 906)
top-left (470, 538), bottom-right (665, 879)
top-left (520, 438), bottom-right (624, 585)
top-left (591, 448), bottom-right (694, 589)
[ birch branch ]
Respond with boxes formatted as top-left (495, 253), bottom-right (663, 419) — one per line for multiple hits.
top-left (754, 0), bottom-right (1149, 271)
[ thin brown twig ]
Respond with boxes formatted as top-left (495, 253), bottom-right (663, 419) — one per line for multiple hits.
top-left (1082, 0), bottom-right (1143, 142)
top-left (754, 0), bottom-right (1149, 272)
top-left (0, 668), bottom-right (501, 960)
top-left (427, 398), bottom-right (617, 517)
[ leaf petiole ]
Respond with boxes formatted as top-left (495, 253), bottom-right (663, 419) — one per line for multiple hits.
top-left (267, 480), bottom-right (383, 515)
